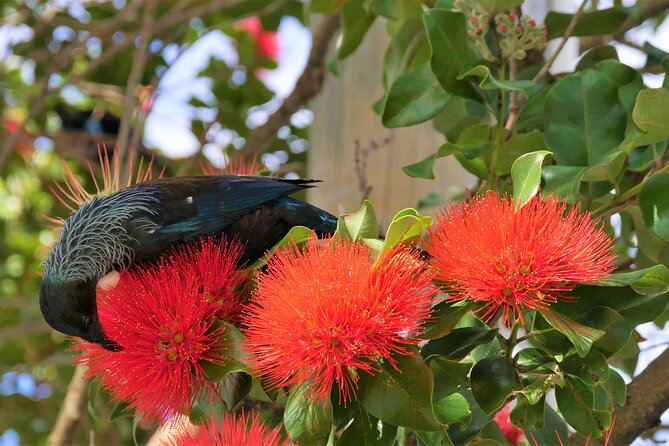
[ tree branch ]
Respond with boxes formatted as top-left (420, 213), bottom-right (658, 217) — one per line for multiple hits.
top-left (613, 1), bottom-right (669, 40)
top-left (116, 0), bottom-right (158, 154)
top-left (241, 14), bottom-right (341, 155)
top-left (48, 365), bottom-right (90, 446)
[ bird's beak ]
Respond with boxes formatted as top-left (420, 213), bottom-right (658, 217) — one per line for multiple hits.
top-left (88, 318), bottom-right (123, 352)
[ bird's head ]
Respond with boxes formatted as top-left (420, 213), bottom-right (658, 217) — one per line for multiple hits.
top-left (39, 276), bottom-right (121, 351)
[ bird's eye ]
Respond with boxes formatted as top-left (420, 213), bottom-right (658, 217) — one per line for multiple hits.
top-left (82, 315), bottom-right (92, 327)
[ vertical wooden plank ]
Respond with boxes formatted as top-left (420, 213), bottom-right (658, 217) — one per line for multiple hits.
top-left (308, 21), bottom-right (475, 227)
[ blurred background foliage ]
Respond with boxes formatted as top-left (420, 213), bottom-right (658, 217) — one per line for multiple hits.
top-left (4, 0), bottom-right (669, 445)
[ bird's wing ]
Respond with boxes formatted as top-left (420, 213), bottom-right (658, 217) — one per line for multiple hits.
top-left (136, 175), bottom-right (315, 242)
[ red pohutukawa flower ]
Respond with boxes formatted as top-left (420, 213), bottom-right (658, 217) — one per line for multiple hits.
top-left (168, 410), bottom-right (288, 446)
top-left (74, 238), bottom-right (246, 423)
top-left (244, 238), bottom-right (435, 403)
top-left (424, 192), bottom-right (616, 324)
top-left (494, 403), bottom-right (525, 445)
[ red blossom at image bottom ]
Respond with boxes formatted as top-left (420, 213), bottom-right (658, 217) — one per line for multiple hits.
top-left (494, 403), bottom-right (525, 445)
top-left (244, 237), bottom-right (436, 404)
top-left (73, 238), bottom-right (246, 423)
top-left (167, 410), bottom-right (288, 446)
top-left (424, 192), bottom-right (616, 325)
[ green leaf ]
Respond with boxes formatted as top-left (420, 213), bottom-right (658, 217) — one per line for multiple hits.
top-left (544, 70), bottom-right (627, 168)
top-left (423, 9), bottom-right (481, 99)
top-left (421, 327), bottom-right (498, 360)
top-left (200, 321), bottom-right (254, 381)
top-left (560, 350), bottom-right (610, 386)
top-left (416, 430), bottom-right (455, 446)
top-left (587, 264), bottom-right (669, 296)
top-left (539, 309), bottom-right (605, 358)
top-left (108, 402), bottom-right (133, 423)
top-left (336, 199), bottom-right (379, 241)
top-left (337, 0), bottom-right (376, 60)
top-left (337, 403), bottom-right (397, 446)
top-left (382, 63), bottom-right (449, 128)
top-left (555, 376), bottom-right (612, 438)
top-left (542, 165), bottom-right (586, 200)
top-left (595, 59), bottom-right (645, 115)
top-left (545, 8), bottom-right (630, 40)
top-left (581, 150), bottom-right (626, 183)
top-left (284, 385), bottom-right (333, 445)
top-left (221, 372), bottom-right (252, 409)
top-left (601, 368), bottom-right (627, 407)
top-left (253, 225), bottom-right (314, 268)
top-left (495, 130), bottom-right (547, 177)
top-left (383, 17), bottom-right (429, 86)
top-left (447, 390), bottom-right (494, 444)
top-left (510, 394), bottom-right (545, 430)
top-left (576, 45), bottom-right (619, 71)
top-left (421, 301), bottom-right (476, 340)
top-left (622, 88), bottom-right (669, 149)
top-left (579, 306), bottom-right (632, 358)
top-left (470, 357), bottom-right (520, 414)
top-left (640, 173), bottom-right (669, 242)
top-left (459, 65), bottom-right (536, 95)
top-left (359, 352), bottom-right (444, 431)
top-left (511, 150), bottom-right (552, 207)
top-left (383, 208), bottom-right (433, 249)
top-left (427, 356), bottom-right (473, 399)
top-left (527, 405), bottom-right (570, 446)
top-left (433, 392), bottom-right (471, 426)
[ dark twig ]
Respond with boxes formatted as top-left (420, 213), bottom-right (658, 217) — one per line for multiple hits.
top-left (241, 14), bottom-right (341, 155)
top-left (354, 133), bottom-right (396, 202)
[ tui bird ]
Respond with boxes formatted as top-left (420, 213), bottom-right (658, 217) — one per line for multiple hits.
top-left (40, 175), bottom-right (337, 351)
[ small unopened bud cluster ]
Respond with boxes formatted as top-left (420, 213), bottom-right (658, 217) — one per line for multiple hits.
top-left (495, 13), bottom-right (546, 60)
top-left (465, 13), bottom-right (496, 62)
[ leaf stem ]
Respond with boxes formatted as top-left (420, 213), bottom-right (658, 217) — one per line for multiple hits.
top-left (516, 328), bottom-right (556, 343)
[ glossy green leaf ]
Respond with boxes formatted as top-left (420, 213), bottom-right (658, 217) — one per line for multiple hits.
top-left (254, 225), bottom-right (314, 268)
top-left (640, 173), bottom-right (669, 242)
top-left (495, 130), bottom-right (547, 177)
top-left (542, 165), bottom-right (586, 201)
top-left (527, 405), bottom-right (570, 446)
top-left (511, 150), bottom-right (552, 207)
top-left (423, 9), bottom-right (481, 99)
top-left (544, 70), bottom-right (627, 167)
top-left (421, 301), bottom-right (476, 340)
top-left (602, 368), bottom-right (627, 407)
top-left (284, 386), bottom-right (333, 445)
top-left (200, 321), bottom-right (254, 381)
top-left (577, 306), bottom-right (633, 358)
top-left (447, 390), bottom-right (494, 444)
top-left (545, 8), bottom-right (630, 40)
top-left (383, 17), bottom-right (429, 86)
top-left (622, 88), bottom-right (669, 149)
top-left (336, 199), bottom-right (379, 241)
top-left (470, 357), bottom-right (520, 414)
top-left (595, 59), bottom-right (645, 115)
top-left (510, 394), bottom-right (545, 430)
top-left (359, 352), bottom-right (443, 431)
top-left (382, 63), bottom-right (449, 128)
top-left (383, 208), bottom-right (433, 249)
top-left (576, 45), bottom-right (619, 71)
top-left (459, 65), bottom-right (535, 95)
top-left (555, 376), bottom-right (612, 438)
top-left (416, 430), bottom-right (455, 446)
top-left (427, 356), bottom-right (473, 400)
top-left (337, 0), bottom-right (376, 60)
top-left (591, 264), bottom-right (669, 296)
top-left (337, 403), bottom-right (397, 446)
top-left (421, 327), bottom-right (498, 360)
top-left (560, 349), bottom-right (610, 386)
top-left (433, 392), bottom-right (471, 426)
top-left (540, 309), bottom-right (605, 358)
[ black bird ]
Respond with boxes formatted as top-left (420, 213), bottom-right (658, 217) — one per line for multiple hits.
top-left (40, 175), bottom-right (337, 351)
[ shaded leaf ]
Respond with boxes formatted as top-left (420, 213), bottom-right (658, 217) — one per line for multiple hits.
top-left (470, 357), bottom-right (520, 414)
top-left (540, 309), bottom-right (605, 358)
